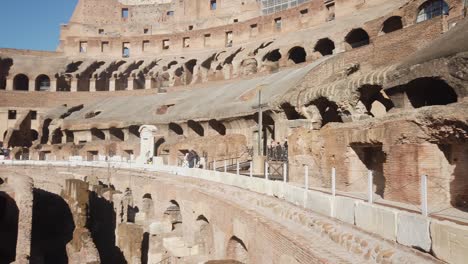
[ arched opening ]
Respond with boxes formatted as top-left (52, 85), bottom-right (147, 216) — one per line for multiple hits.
top-left (287, 46), bottom-right (307, 64)
top-left (109, 127), bottom-right (124, 141)
top-left (169, 123), bottom-right (184, 136)
top-left (208, 119), bottom-right (226, 135)
top-left (0, 58), bottom-right (13, 90)
top-left (129, 125), bottom-right (140, 138)
top-left (35, 75), bottom-right (51, 91)
top-left (184, 59), bottom-right (197, 84)
top-left (381, 16), bottom-right (403, 34)
top-left (188, 120), bottom-right (204, 136)
top-left (405, 78), bottom-right (458, 108)
top-left (64, 130), bottom-right (74, 143)
top-left (226, 236), bottom-right (248, 263)
top-left (30, 129), bottom-right (39, 142)
top-left (262, 49), bottom-right (282, 62)
top-left (195, 215), bottom-right (213, 256)
top-left (31, 189), bottom-right (75, 264)
top-left (154, 138), bottom-right (165, 156)
top-left (314, 38), bottom-right (335, 56)
top-left (358, 85), bottom-right (394, 117)
top-left (281, 103), bottom-right (306, 120)
top-left (308, 97), bottom-right (343, 126)
top-left (223, 48), bottom-right (243, 65)
top-left (163, 200), bottom-right (182, 232)
top-left (91, 128), bottom-right (105, 141)
top-left (51, 128), bottom-right (63, 144)
top-left (56, 75), bottom-right (71, 92)
top-left (201, 53), bottom-right (216, 70)
top-left (0, 77), bottom-right (5, 90)
top-left (345, 28), bottom-right (370, 49)
top-left (0, 193), bottom-right (19, 264)
top-left (13, 74), bottom-right (29, 91)
top-left (142, 193), bottom-right (152, 199)
top-left (416, 0), bottom-right (449, 23)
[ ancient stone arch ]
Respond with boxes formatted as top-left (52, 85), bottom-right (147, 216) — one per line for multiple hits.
top-left (13, 74), bottom-right (29, 91)
top-left (226, 236), bottom-right (248, 263)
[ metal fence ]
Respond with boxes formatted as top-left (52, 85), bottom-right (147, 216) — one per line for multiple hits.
top-left (261, 0), bottom-right (311, 15)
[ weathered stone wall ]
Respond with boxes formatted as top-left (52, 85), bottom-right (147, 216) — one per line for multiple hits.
top-left (287, 101), bottom-right (468, 211)
top-left (0, 164), bottom-right (445, 263)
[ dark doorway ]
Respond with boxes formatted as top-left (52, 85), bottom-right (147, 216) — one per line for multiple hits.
top-left (351, 144), bottom-right (386, 197)
top-left (314, 38), bottom-right (335, 56)
top-left (405, 78), bottom-right (458, 108)
top-left (288, 46), bottom-right (307, 64)
top-left (0, 193), bottom-right (19, 264)
top-left (382, 16), bottom-right (403, 34)
top-left (345, 28), bottom-right (370, 49)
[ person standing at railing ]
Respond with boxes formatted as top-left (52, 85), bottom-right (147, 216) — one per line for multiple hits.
top-left (182, 153), bottom-right (189, 168)
top-left (187, 149), bottom-right (200, 168)
top-left (275, 141), bottom-right (282, 161)
top-left (283, 141), bottom-right (288, 161)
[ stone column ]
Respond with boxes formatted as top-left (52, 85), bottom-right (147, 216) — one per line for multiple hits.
top-left (50, 78), bottom-right (57, 92)
top-left (89, 78), bottom-right (96, 92)
top-left (137, 125), bottom-right (158, 164)
top-left (127, 77), bottom-right (134, 90)
top-left (103, 130), bottom-right (110, 141)
top-left (145, 76), bottom-right (152, 90)
top-left (9, 175), bottom-right (34, 262)
top-left (123, 128), bottom-right (130, 141)
top-left (28, 79), bottom-right (35, 92)
top-left (6, 78), bottom-right (13, 91)
top-left (70, 77), bottom-right (78, 92)
top-left (109, 77), bottom-right (116, 91)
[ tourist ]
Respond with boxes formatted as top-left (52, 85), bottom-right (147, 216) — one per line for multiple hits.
top-left (190, 150), bottom-right (200, 168)
top-left (182, 153), bottom-right (189, 167)
top-left (275, 141), bottom-right (282, 160)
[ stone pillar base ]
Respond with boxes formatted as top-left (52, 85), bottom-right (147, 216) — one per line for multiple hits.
top-left (252, 155), bottom-right (266, 175)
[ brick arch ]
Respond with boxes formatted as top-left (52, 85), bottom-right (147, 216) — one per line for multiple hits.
top-left (34, 74), bottom-right (51, 91)
top-left (13, 74), bottom-right (29, 91)
top-left (226, 235), bottom-right (248, 263)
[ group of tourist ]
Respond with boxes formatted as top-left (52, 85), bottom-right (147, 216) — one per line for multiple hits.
top-left (182, 149), bottom-right (201, 168)
top-left (0, 147), bottom-right (11, 160)
top-left (267, 141), bottom-right (288, 161)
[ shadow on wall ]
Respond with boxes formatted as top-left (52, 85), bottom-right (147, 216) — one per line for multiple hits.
top-left (87, 191), bottom-right (126, 264)
top-left (30, 189), bottom-right (75, 264)
top-left (141, 232), bottom-right (149, 264)
top-left (439, 143), bottom-right (468, 212)
top-left (351, 144), bottom-right (386, 197)
top-left (0, 192), bottom-right (19, 264)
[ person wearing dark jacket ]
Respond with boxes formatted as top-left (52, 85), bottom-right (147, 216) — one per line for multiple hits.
top-left (187, 150), bottom-right (195, 168)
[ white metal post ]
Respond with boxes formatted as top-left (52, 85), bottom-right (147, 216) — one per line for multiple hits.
top-left (265, 161), bottom-right (269, 180)
top-left (368, 170), bottom-right (373, 203)
top-left (224, 160), bottom-right (227, 173)
top-left (249, 161), bottom-right (253, 178)
top-left (236, 161), bottom-right (240, 175)
top-left (304, 165), bottom-right (309, 207)
top-left (213, 160), bottom-right (216, 171)
top-left (421, 174), bottom-right (428, 217)
top-left (283, 162), bottom-right (288, 183)
top-left (331, 167), bottom-right (336, 197)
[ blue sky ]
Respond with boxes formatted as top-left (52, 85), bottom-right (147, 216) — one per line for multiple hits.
top-left (0, 0), bottom-right (77, 51)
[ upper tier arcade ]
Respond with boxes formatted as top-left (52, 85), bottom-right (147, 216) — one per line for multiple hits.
top-left (1, 0), bottom-right (464, 94)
